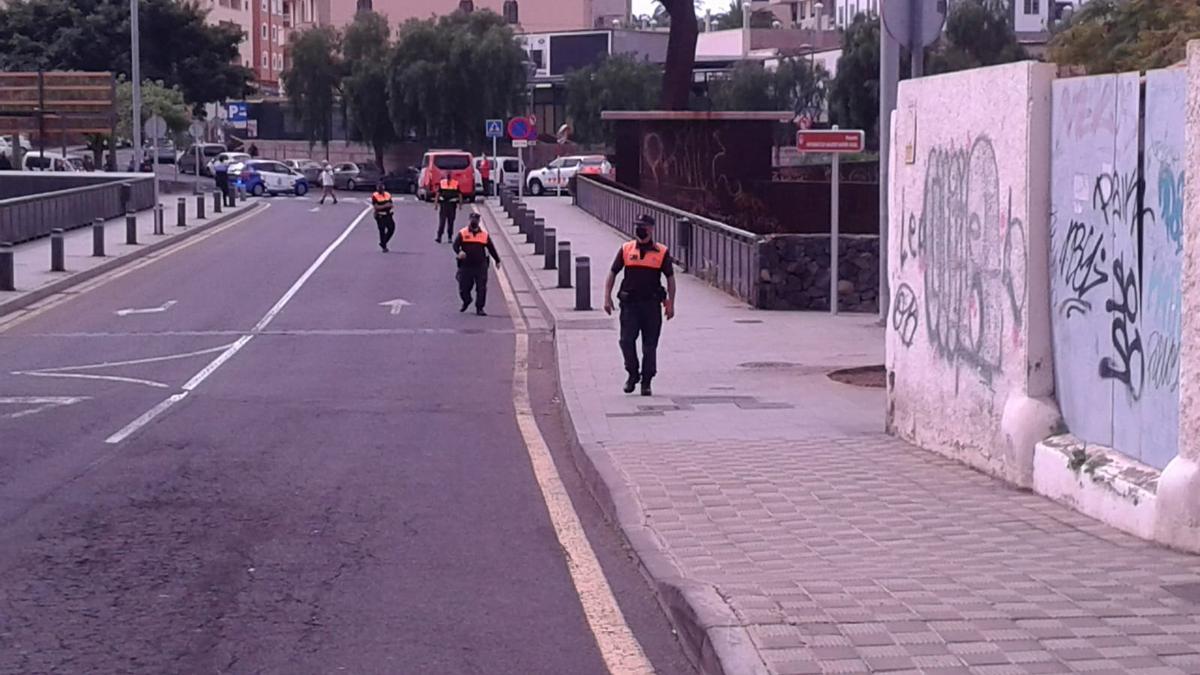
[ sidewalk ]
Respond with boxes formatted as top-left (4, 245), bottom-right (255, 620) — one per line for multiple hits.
top-left (485, 197), bottom-right (1200, 675)
top-left (1, 192), bottom-right (257, 317)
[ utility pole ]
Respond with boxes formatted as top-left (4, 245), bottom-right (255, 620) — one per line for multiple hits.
top-left (131, 0), bottom-right (142, 171)
top-left (878, 11), bottom-right (899, 323)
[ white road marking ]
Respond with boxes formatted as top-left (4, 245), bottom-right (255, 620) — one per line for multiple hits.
top-left (309, 207), bottom-right (320, 212)
top-left (115, 300), bottom-right (177, 317)
top-left (488, 203), bottom-right (653, 674)
top-left (105, 207), bottom-right (372, 444)
top-left (0, 396), bottom-right (90, 419)
top-left (17, 372), bottom-right (168, 388)
top-left (378, 298), bottom-right (411, 315)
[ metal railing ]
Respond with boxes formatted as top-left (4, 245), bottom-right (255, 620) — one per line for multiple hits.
top-left (0, 174), bottom-right (156, 244)
top-left (575, 176), bottom-right (763, 305)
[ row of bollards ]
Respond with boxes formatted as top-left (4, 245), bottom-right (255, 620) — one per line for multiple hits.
top-left (498, 188), bottom-right (592, 311)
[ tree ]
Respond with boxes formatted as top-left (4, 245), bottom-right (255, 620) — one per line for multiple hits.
top-left (709, 59), bottom-right (828, 114)
top-left (1048, 0), bottom-right (1200, 74)
top-left (283, 27), bottom-right (342, 151)
top-left (388, 11), bottom-right (527, 147)
top-left (116, 77), bottom-right (190, 140)
top-left (0, 0), bottom-right (251, 110)
top-left (928, 0), bottom-right (1026, 74)
top-left (565, 55), bottom-right (661, 145)
top-left (828, 14), bottom-right (881, 149)
top-left (657, 0), bottom-right (699, 110)
top-left (343, 12), bottom-right (396, 168)
top-left (712, 0), bottom-right (776, 29)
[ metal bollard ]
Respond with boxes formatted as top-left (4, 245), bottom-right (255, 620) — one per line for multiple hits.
top-left (125, 212), bottom-right (138, 245)
top-left (92, 218), bottom-right (105, 257)
top-left (557, 241), bottom-right (572, 288)
top-left (119, 182), bottom-right (132, 213)
top-left (0, 243), bottom-right (13, 291)
top-left (50, 229), bottom-right (65, 271)
top-left (574, 256), bottom-right (591, 311)
top-left (213, 190), bottom-right (222, 214)
top-left (515, 207), bottom-right (528, 234)
top-left (532, 218), bottom-right (545, 254)
top-left (154, 204), bottom-right (165, 235)
top-left (196, 193), bottom-right (206, 220)
top-left (543, 228), bottom-right (557, 270)
top-left (528, 215), bottom-right (542, 245)
top-left (177, 197), bottom-right (187, 228)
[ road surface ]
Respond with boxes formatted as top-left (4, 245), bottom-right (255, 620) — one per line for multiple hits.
top-left (0, 195), bottom-right (694, 674)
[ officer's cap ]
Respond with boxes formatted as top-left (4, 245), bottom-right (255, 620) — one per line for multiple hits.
top-left (635, 214), bottom-right (656, 228)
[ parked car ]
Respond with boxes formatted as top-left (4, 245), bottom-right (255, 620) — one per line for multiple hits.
top-left (526, 155), bottom-right (607, 196)
top-left (22, 151), bottom-right (78, 172)
top-left (577, 155), bottom-right (614, 179)
top-left (382, 166), bottom-right (419, 194)
top-left (234, 159), bottom-right (309, 197)
top-left (283, 158), bottom-right (323, 184)
top-left (0, 135), bottom-right (32, 157)
top-left (206, 152), bottom-right (250, 177)
top-left (331, 162), bottom-right (385, 191)
top-left (179, 143), bottom-right (227, 175)
top-left (417, 150), bottom-right (476, 202)
top-left (146, 139), bottom-right (176, 164)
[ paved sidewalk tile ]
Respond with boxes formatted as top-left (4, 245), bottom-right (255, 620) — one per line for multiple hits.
top-left (487, 196), bottom-right (1200, 675)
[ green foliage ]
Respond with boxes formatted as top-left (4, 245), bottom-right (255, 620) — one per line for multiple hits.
top-left (828, 14), bottom-right (881, 149)
top-left (1048, 0), bottom-right (1200, 74)
top-left (283, 27), bottom-right (342, 150)
top-left (928, 0), bottom-right (1027, 74)
top-left (709, 59), bottom-right (828, 115)
top-left (0, 0), bottom-right (251, 109)
top-left (342, 12), bottom-right (395, 167)
top-left (564, 55), bottom-right (661, 145)
top-left (387, 11), bottom-right (527, 146)
top-left (712, 0), bottom-right (776, 29)
top-left (116, 77), bottom-right (191, 140)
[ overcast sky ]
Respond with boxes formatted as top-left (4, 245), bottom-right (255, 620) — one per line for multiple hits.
top-left (631, 0), bottom-right (731, 17)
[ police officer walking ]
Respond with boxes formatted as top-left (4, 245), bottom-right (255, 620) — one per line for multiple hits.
top-left (434, 174), bottom-right (462, 243)
top-left (371, 180), bottom-right (396, 252)
top-left (452, 212), bottom-right (501, 316)
top-left (213, 156), bottom-right (234, 207)
top-left (603, 214), bottom-right (677, 396)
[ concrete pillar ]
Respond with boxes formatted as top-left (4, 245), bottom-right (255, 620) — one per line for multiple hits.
top-left (1156, 41), bottom-right (1200, 551)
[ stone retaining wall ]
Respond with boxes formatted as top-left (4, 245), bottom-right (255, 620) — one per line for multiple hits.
top-left (757, 234), bottom-right (879, 312)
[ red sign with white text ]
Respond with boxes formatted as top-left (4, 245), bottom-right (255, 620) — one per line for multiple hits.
top-left (796, 130), bottom-right (865, 153)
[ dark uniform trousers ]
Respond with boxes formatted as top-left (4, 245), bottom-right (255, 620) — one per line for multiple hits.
top-left (458, 264), bottom-right (489, 311)
top-left (619, 300), bottom-right (663, 379)
top-left (376, 214), bottom-right (396, 247)
top-left (215, 172), bottom-right (234, 207)
top-left (437, 204), bottom-right (458, 241)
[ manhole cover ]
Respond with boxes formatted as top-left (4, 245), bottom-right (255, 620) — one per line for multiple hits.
top-left (828, 365), bottom-right (886, 388)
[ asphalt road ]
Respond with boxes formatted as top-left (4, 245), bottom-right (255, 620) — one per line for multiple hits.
top-left (0, 195), bottom-right (694, 674)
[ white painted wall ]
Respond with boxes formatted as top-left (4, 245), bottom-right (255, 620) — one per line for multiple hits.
top-left (886, 61), bottom-right (1061, 487)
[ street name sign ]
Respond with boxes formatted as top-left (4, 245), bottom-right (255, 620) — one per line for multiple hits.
top-left (796, 130), bottom-right (865, 153)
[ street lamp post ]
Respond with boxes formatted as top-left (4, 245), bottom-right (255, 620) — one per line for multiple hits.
top-left (741, 1), bottom-right (752, 58)
top-left (130, 0), bottom-right (142, 172)
top-left (814, 1), bottom-right (824, 31)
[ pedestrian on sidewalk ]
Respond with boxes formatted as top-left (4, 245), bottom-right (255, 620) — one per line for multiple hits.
top-left (213, 157), bottom-right (233, 207)
top-left (319, 163), bottom-right (337, 205)
top-left (434, 174), bottom-right (462, 243)
top-left (604, 214), bottom-right (676, 397)
top-left (371, 180), bottom-right (396, 252)
top-left (248, 143), bottom-right (259, 158)
top-left (453, 212), bottom-right (501, 316)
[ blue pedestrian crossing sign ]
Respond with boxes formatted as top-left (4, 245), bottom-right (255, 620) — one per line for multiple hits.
top-left (485, 119), bottom-right (504, 139)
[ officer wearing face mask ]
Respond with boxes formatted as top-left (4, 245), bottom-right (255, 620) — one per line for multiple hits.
top-left (453, 212), bottom-right (501, 316)
top-left (603, 214), bottom-right (677, 396)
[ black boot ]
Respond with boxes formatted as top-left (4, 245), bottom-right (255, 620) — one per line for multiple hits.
top-left (623, 374), bottom-right (640, 394)
top-left (460, 299), bottom-right (471, 312)
top-left (640, 378), bottom-right (652, 397)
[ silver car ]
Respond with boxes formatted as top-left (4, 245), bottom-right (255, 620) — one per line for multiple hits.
top-left (283, 158), bottom-right (323, 184)
top-left (332, 162), bottom-right (383, 191)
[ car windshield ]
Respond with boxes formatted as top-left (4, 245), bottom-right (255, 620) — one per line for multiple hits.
top-left (433, 155), bottom-right (470, 171)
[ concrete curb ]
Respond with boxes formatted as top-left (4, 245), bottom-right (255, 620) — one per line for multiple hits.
top-left (481, 199), bottom-right (769, 675)
top-left (0, 202), bottom-right (265, 319)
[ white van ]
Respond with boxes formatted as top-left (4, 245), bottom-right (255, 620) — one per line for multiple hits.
top-left (22, 151), bottom-right (77, 172)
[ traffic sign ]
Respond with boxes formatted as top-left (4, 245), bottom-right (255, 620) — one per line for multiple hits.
top-left (485, 119), bottom-right (504, 138)
top-left (143, 115), bottom-right (167, 139)
top-left (188, 120), bottom-right (206, 139)
top-left (507, 116), bottom-right (536, 141)
top-left (513, 139), bottom-right (529, 148)
top-left (227, 101), bottom-right (248, 129)
top-left (796, 129), bottom-right (865, 153)
top-left (882, 0), bottom-right (946, 48)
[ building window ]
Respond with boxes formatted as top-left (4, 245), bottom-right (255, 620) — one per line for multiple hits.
top-left (261, 54), bottom-right (268, 68)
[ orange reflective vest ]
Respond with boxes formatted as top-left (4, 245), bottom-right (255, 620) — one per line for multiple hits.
top-left (460, 227), bottom-right (489, 245)
top-left (372, 190), bottom-right (392, 203)
top-left (622, 240), bottom-right (667, 269)
top-left (439, 178), bottom-right (460, 191)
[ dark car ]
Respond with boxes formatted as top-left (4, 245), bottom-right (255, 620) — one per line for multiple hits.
top-left (332, 162), bottom-right (383, 191)
top-left (382, 167), bottom-right (419, 194)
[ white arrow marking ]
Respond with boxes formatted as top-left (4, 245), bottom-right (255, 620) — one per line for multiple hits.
top-left (309, 207), bottom-right (320, 212)
top-left (379, 299), bottom-right (411, 315)
top-left (0, 396), bottom-right (90, 419)
top-left (115, 300), bottom-right (177, 317)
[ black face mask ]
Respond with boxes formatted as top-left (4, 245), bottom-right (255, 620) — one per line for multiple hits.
top-left (635, 226), bottom-right (650, 241)
top-left (469, 221), bottom-right (481, 232)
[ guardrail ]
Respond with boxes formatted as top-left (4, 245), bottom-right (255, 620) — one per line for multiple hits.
top-left (574, 176), bottom-right (763, 305)
top-left (0, 174), bottom-right (156, 244)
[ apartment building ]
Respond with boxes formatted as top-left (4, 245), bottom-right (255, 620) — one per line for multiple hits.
top-left (201, 0), bottom-right (316, 94)
top-left (337, 0), bottom-right (630, 32)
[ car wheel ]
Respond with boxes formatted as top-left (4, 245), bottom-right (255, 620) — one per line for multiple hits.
top-left (347, 178), bottom-right (357, 191)
top-left (529, 180), bottom-right (544, 196)
top-left (251, 183), bottom-right (265, 197)
top-left (295, 182), bottom-right (309, 197)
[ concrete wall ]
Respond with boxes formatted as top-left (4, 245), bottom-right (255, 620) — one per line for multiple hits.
top-left (886, 61), bottom-right (1061, 487)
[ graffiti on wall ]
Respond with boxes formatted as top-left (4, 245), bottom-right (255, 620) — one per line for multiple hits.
top-left (892, 135), bottom-right (1027, 395)
top-left (1048, 70), bottom-right (1183, 470)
